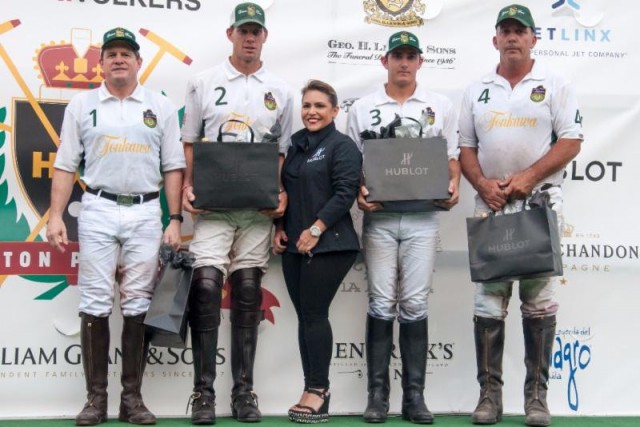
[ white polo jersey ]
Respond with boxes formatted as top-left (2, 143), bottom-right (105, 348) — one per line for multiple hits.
top-left (346, 83), bottom-right (459, 160)
top-left (458, 61), bottom-right (583, 185)
top-left (55, 83), bottom-right (185, 194)
top-left (181, 58), bottom-right (293, 153)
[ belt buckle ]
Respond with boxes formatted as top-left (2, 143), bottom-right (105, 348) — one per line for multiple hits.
top-left (116, 194), bottom-right (135, 206)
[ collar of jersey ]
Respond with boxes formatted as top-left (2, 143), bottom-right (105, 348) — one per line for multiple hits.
top-left (98, 82), bottom-right (144, 102)
top-left (483, 59), bottom-right (545, 85)
top-left (223, 57), bottom-right (266, 82)
top-left (373, 82), bottom-right (429, 107)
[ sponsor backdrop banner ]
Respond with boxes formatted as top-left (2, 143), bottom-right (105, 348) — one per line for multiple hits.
top-left (1, 0), bottom-right (638, 419)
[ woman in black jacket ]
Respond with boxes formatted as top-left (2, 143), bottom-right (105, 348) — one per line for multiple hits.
top-left (273, 80), bottom-right (362, 424)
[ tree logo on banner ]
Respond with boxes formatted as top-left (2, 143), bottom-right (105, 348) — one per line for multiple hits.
top-left (363, 0), bottom-right (426, 27)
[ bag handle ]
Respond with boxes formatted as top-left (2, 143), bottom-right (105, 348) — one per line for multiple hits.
top-left (159, 244), bottom-right (195, 269)
top-left (486, 185), bottom-right (557, 216)
top-left (217, 119), bottom-right (255, 143)
top-left (397, 116), bottom-right (423, 138)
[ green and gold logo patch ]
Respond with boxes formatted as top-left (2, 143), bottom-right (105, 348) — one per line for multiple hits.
top-left (530, 85), bottom-right (546, 103)
top-left (424, 106), bottom-right (435, 125)
top-left (143, 109), bottom-right (157, 128)
top-left (264, 92), bottom-right (277, 111)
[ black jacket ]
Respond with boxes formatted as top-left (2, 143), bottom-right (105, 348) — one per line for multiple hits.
top-left (281, 121), bottom-right (362, 254)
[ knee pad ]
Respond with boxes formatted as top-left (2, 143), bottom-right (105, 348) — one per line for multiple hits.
top-left (189, 267), bottom-right (223, 329)
top-left (229, 268), bottom-right (264, 327)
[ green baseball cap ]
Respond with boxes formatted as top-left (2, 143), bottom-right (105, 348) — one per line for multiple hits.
top-left (231, 2), bottom-right (266, 28)
top-left (386, 31), bottom-right (422, 55)
top-left (102, 27), bottom-right (140, 51)
top-left (495, 4), bottom-right (536, 29)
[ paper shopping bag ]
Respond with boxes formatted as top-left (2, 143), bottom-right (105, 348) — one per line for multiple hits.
top-left (192, 119), bottom-right (279, 210)
top-left (363, 136), bottom-right (450, 202)
top-left (466, 205), bottom-right (562, 283)
top-left (144, 247), bottom-right (195, 348)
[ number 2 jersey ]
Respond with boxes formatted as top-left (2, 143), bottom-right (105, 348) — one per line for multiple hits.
top-left (181, 58), bottom-right (293, 153)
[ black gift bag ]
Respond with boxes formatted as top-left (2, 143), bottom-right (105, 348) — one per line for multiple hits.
top-left (363, 136), bottom-right (450, 202)
top-left (192, 119), bottom-right (279, 210)
top-left (466, 194), bottom-right (563, 283)
top-left (362, 116), bottom-right (450, 203)
top-left (144, 247), bottom-right (195, 348)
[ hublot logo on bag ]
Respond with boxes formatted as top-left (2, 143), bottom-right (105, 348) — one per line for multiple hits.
top-left (486, 226), bottom-right (531, 253)
top-left (385, 151), bottom-right (429, 176)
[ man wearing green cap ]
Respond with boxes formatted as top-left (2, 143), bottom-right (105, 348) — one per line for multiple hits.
top-left (459, 4), bottom-right (583, 426)
top-left (180, 2), bottom-right (293, 424)
top-left (47, 26), bottom-right (185, 426)
top-left (347, 31), bottom-right (460, 425)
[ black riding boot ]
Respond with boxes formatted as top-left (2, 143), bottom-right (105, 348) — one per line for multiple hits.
top-left (119, 314), bottom-right (156, 425)
top-left (76, 313), bottom-right (109, 426)
top-left (363, 315), bottom-right (393, 423)
top-left (189, 267), bottom-right (223, 425)
top-left (229, 268), bottom-right (264, 423)
top-left (400, 318), bottom-right (433, 424)
top-left (523, 316), bottom-right (556, 427)
top-left (472, 316), bottom-right (505, 425)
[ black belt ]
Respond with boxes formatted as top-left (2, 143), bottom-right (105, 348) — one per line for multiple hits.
top-left (86, 187), bottom-right (159, 206)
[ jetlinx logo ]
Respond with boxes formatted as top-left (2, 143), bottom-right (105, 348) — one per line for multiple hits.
top-left (385, 151), bottom-right (428, 176)
top-left (551, 0), bottom-right (604, 28)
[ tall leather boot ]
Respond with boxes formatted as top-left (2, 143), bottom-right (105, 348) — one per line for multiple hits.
top-left (399, 318), bottom-right (433, 425)
top-left (363, 314), bottom-right (393, 423)
top-left (472, 316), bottom-right (505, 425)
top-left (189, 267), bottom-right (223, 425)
top-left (76, 313), bottom-right (109, 426)
top-left (118, 314), bottom-right (156, 425)
top-left (523, 316), bottom-right (556, 427)
top-left (229, 268), bottom-right (264, 423)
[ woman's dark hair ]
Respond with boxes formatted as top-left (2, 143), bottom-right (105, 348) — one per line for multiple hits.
top-left (301, 79), bottom-right (338, 108)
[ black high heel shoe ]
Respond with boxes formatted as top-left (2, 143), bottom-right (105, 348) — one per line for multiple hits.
top-left (288, 388), bottom-right (330, 424)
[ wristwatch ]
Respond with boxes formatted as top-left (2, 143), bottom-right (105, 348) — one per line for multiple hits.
top-left (169, 214), bottom-right (184, 223)
top-left (309, 225), bottom-right (322, 238)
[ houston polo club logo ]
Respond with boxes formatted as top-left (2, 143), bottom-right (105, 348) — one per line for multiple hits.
top-left (0, 19), bottom-right (280, 322)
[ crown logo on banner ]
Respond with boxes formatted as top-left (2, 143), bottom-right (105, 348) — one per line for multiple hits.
top-left (34, 29), bottom-right (103, 89)
top-left (562, 223), bottom-right (575, 238)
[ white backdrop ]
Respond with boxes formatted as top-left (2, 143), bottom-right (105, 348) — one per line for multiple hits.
top-left (1, 0), bottom-right (639, 419)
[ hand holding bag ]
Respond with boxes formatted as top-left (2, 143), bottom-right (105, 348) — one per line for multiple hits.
top-left (465, 191), bottom-right (563, 283)
top-left (144, 246), bottom-right (195, 348)
top-left (192, 119), bottom-right (280, 210)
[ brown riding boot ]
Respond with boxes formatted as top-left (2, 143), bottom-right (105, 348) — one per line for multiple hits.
top-left (118, 314), bottom-right (156, 425)
top-left (471, 316), bottom-right (505, 425)
top-left (76, 313), bottom-right (109, 426)
top-left (523, 316), bottom-right (556, 427)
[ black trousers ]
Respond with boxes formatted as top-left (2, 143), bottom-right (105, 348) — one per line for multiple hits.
top-left (282, 251), bottom-right (358, 389)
